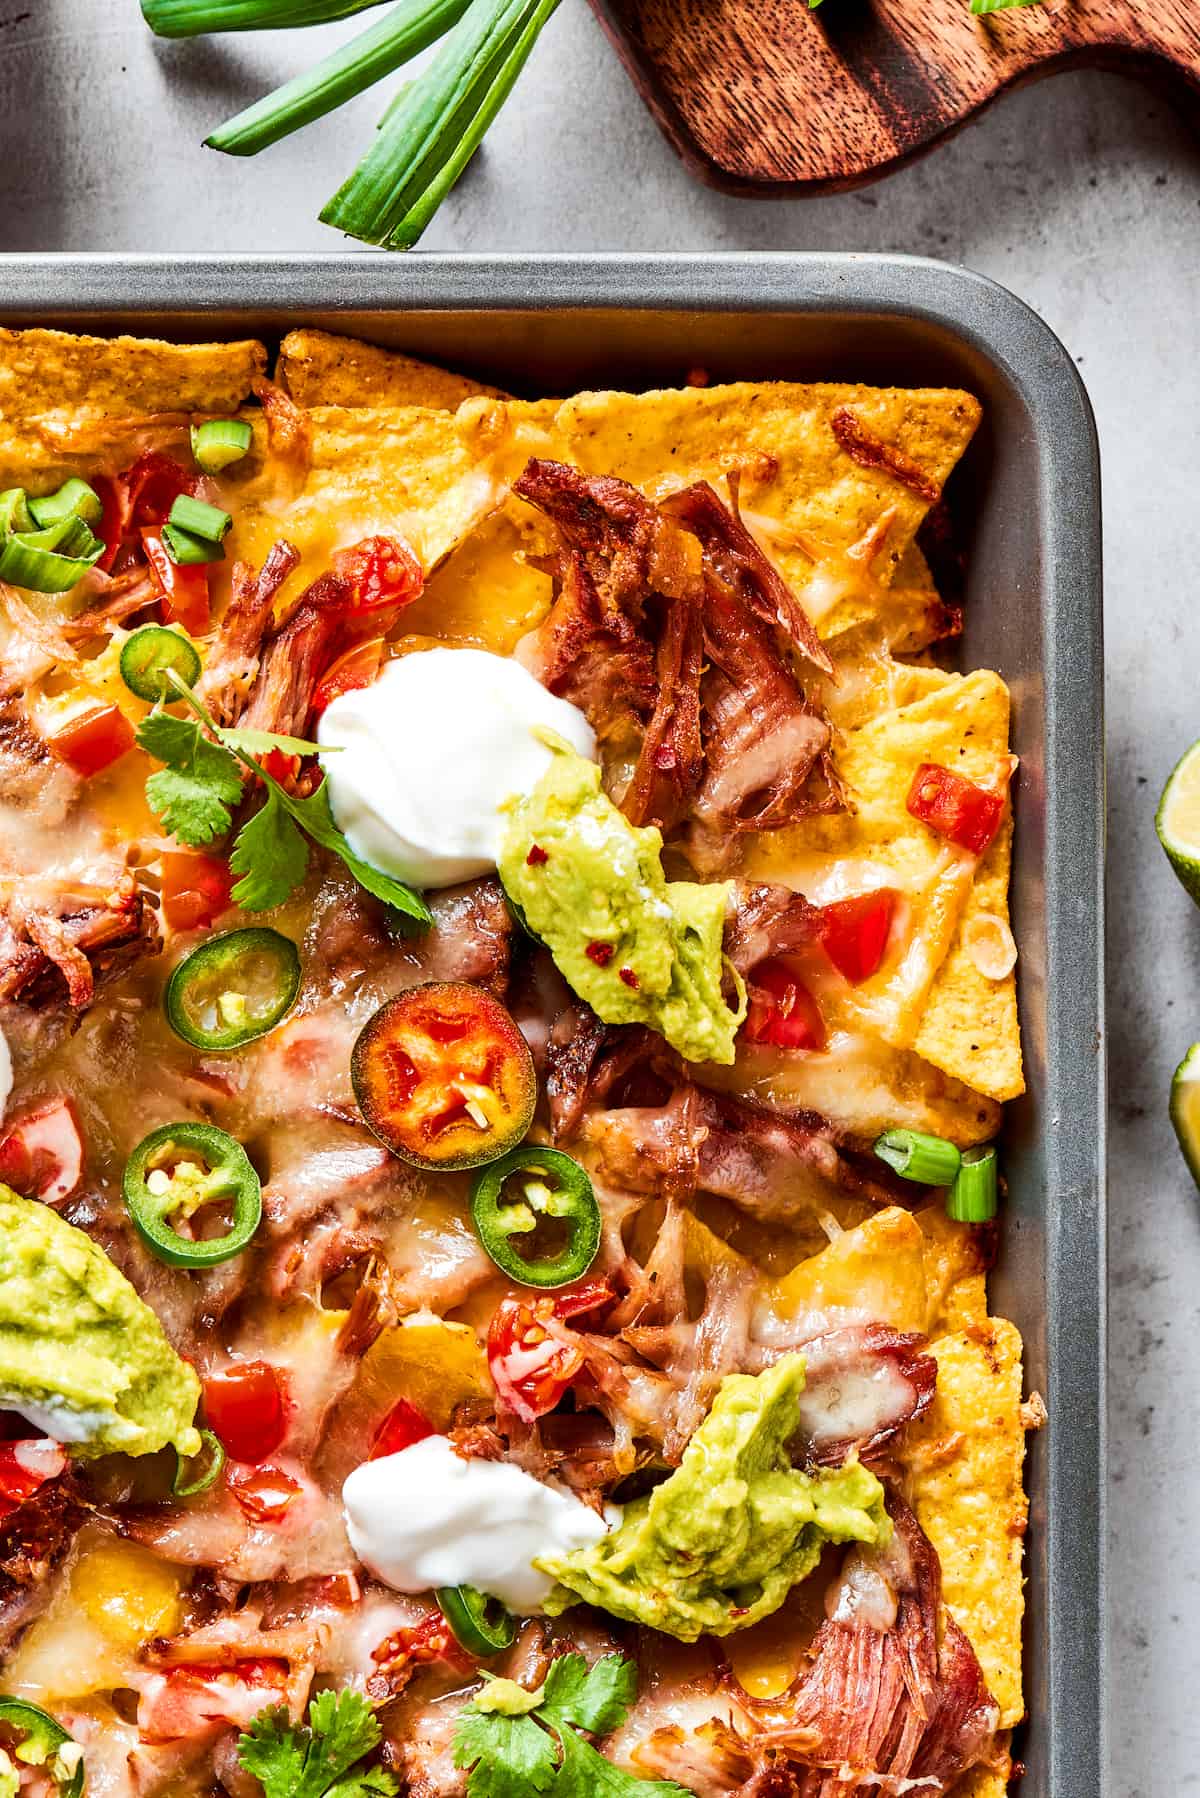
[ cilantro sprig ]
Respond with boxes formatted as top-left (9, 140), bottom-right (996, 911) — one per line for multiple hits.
top-left (238, 1688), bottom-right (397, 1798)
top-left (453, 1655), bottom-right (690, 1798)
top-left (136, 678), bottom-right (431, 926)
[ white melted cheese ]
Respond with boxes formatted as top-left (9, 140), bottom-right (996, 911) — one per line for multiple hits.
top-left (0, 1026), bottom-right (10, 1120)
top-left (317, 647), bottom-right (595, 890)
top-left (0, 1391), bottom-right (118, 1445)
top-left (342, 1434), bottom-right (613, 1612)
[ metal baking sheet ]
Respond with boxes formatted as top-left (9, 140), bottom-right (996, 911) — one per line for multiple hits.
top-left (0, 252), bottom-right (1106, 1798)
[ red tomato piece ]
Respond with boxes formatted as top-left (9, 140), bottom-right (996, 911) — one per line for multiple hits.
top-left (48, 705), bottom-right (135, 778)
top-left (311, 637), bottom-right (386, 716)
top-left (487, 1296), bottom-right (584, 1425)
top-left (203, 1362), bottom-right (287, 1465)
top-left (96, 453), bottom-right (196, 575)
top-left (161, 852), bottom-right (233, 934)
top-left (0, 1098), bottom-right (85, 1205)
top-left (331, 535), bottom-right (423, 612)
top-left (743, 960), bottom-right (826, 1052)
top-left (906, 762), bottom-right (1005, 857)
top-left (370, 1397), bottom-right (436, 1461)
top-left (138, 1658), bottom-right (288, 1743)
top-left (372, 1611), bottom-right (474, 1679)
top-left (552, 1277), bottom-right (616, 1321)
top-left (0, 1439), bottom-right (67, 1521)
top-left (226, 1463), bottom-right (303, 1524)
top-left (818, 889), bottom-right (898, 985)
top-left (142, 530), bottom-right (212, 635)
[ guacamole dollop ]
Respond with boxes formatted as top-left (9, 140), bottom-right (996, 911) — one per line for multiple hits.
top-left (498, 739), bottom-right (745, 1064)
top-left (538, 1354), bottom-right (889, 1640)
top-left (0, 1188), bottom-right (202, 1460)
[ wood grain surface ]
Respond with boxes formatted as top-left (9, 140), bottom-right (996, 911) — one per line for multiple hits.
top-left (586, 0), bottom-right (1200, 192)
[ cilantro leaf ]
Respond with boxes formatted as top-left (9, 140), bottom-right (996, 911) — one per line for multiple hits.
top-left (539, 1655), bottom-right (637, 1737)
top-left (282, 777), bottom-right (432, 927)
top-left (553, 1724), bottom-right (691, 1798)
top-left (454, 1708), bottom-right (558, 1798)
top-left (229, 787), bottom-right (310, 911)
top-left (224, 726), bottom-right (332, 758)
top-left (137, 712), bottom-right (242, 847)
top-left (238, 1691), bottom-right (396, 1798)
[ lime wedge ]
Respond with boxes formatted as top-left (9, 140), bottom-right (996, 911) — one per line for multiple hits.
top-left (1170, 1044), bottom-right (1200, 1187)
top-left (1158, 740), bottom-right (1200, 903)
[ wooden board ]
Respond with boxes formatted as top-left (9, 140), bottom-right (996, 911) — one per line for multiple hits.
top-left (586, 0), bottom-right (1200, 193)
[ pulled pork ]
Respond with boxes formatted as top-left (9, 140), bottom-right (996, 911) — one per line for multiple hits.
top-left (0, 873), bottom-right (160, 1010)
top-left (514, 460), bottom-right (844, 855)
top-left (198, 540), bottom-right (301, 726)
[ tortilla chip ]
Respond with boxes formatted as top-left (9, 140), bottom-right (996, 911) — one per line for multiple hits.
top-left (746, 669), bottom-right (1018, 1107)
top-left (764, 1207), bottom-right (930, 1335)
top-left (952, 1770), bottom-right (1009, 1798)
top-left (878, 542), bottom-right (959, 655)
top-left (276, 327), bottom-right (507, 409)
top-left (903, 1314), bottom-right (1027, 1729)
top-left (917, 1206), bottom-right (990, 1334)
top-left (917, 810), bottom-right (1024, 1102)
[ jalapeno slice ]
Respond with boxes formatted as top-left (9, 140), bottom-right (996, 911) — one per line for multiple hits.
top-left (436, 1585), bottom-right (516, 1657)
top-left (119, 624), bottom-right (202, 701)
top-left (165, 927), bottom-right (300, 1050)
top-left (351, 982), bottom-right (536, 1171)
top-left (173, 1427), bottom-right (226, 1498)
top-left (0, 1697), bottom-right (84, 1798)
top-left (123, 1121), bottom-right (262, 1269)
top-left (470, 1146), bottom-right (601, 1289)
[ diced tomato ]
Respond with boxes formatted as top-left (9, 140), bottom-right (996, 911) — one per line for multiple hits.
top-left (370, 1397), bottom-right (436, 1461)
top-left (97, 453), bottom-right (197, 575)
top-left (203, 1362), bottom-right (288, 1465)
top-left (0, 1439), bottom-right (67, 1521)
top-left (818, 889), bottom-right (898, 985)
top-left (48, 705), bottom-right (135, 778)
top-left (487, 1296), bottom-right (584, 1425)
top-left (260, 747), bottom-right (300, 786)
top-left (311, 637), bottom-right (386, 716)
top-left (906, 762), bottom-right (1005, 857)
top-left (161, 852), bottom-right (233, 933)
top-left (0, 1097), bottom-right (85, 1205)
top-left (137, 1657), bottom-right (288, 1743)
top-left (226, 1463), bottom-right (303, 1524)
top-left (331, 535), bottom-right (423, 612)
top-left (372, 1611), bottom-right (474, 1679)
top-left (743, 959), bottom-right (826, 1052)
top-left (552, 1277), bottom-right (616, 1321)
top-left (142, 530), bottom-right (211, 634)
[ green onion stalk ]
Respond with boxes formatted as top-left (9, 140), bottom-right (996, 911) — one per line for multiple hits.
top-left (142, 0), bottom-right (391, 35)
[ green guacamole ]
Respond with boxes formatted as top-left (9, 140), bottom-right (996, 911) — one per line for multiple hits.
top-left (538, 1354), bottom-right (889, 1640)
top-left (498, 739), bottom-right (745, 1064)
top-left (0, 1188), bottom-right (202, 1460)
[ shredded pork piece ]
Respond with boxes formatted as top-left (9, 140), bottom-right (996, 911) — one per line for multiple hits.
top-left (0, 873), bottom-right (160, 1011)
top-left (724, 880), bottom-right (822, 974)
top-left (829, 408), bottom-right (941, 506)
top-left (253, 375), bottom-right (312, 474)
top-left (198, 539), bottom-right (302, 725)
top-left (239, 571), bottom-right (346, 740)
top-left (0, 1481), bottom-right (83, 1654)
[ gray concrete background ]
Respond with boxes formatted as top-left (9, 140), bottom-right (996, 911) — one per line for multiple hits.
top-left (2, 6), bottom-right (1199, 1790)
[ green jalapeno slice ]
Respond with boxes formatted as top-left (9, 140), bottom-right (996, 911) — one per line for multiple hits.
top-left (173, 1427), bottom-right (226, 1498)
top-left (119, 625), bottom-right (202, 701)
top-left (469, 1145), bottom-right (601, 1289)
top-left (123, 1121), bottom-right (262, 1269)
top-left (165, 927), bottom-right (300, 1050)
top-left (436, 1585), bottom-right (516, 1658)
top-left (0, 1697), bottom-right (84, 1798)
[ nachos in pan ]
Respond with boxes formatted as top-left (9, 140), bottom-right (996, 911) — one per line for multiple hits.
top-left (0, 323), bottom-right (1033, 1798)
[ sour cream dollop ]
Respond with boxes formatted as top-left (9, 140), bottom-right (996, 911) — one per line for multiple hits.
top-left (342, 1434), bottom-right (612, 1612)
top-left (318, 647), bottom-right (596, 890)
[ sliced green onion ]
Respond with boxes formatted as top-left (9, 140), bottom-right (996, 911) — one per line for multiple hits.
top-left (970, 0), bottom-right (1043, 12)
top-left (874, 1127), bottom-right (962, 1185)
top-left (0, 489), bottom-right (34, 535)
top-left (207, 0), bottom-right (471, 157)
top-left (141, 0), bottom-right (391, 35)
top-left (168, 495), bottom-right (232, 542)
top-left (320, 0), bottom-right (561, 250)
top-left (120, 626), bottom-right (203, 702)
top-left (28, 479), bottom-right (103, 531)
top-left (436, 1584), bottom-right (515, 1656)
top-left (173, 1427), bottom-right (226, 1497)
top-left (191, 418), bottom-right (254, 473)
top-left (0, 519), bottom-right (103, 594)
top-left (163, 522), bottom-right (225, 566)
top-left (947, 1144), bottom-right (999, 1221)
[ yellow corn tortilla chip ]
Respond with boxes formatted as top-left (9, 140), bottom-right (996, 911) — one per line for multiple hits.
top-left (953, 1769), bottom-right (1009, 1798)
top-left (917, 1205), bottom-right (990, 1334)
top-left (902, 1314), bottom-right (1027, 1729)
top-left (879, 542), bottom-right (957, 655)
top-left (746, 668), bottom-right (1020, 1106)
top-left (276, 327), bottom-right (507, 409)
top-left (764, 1206), bottom-right (930, 1335)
